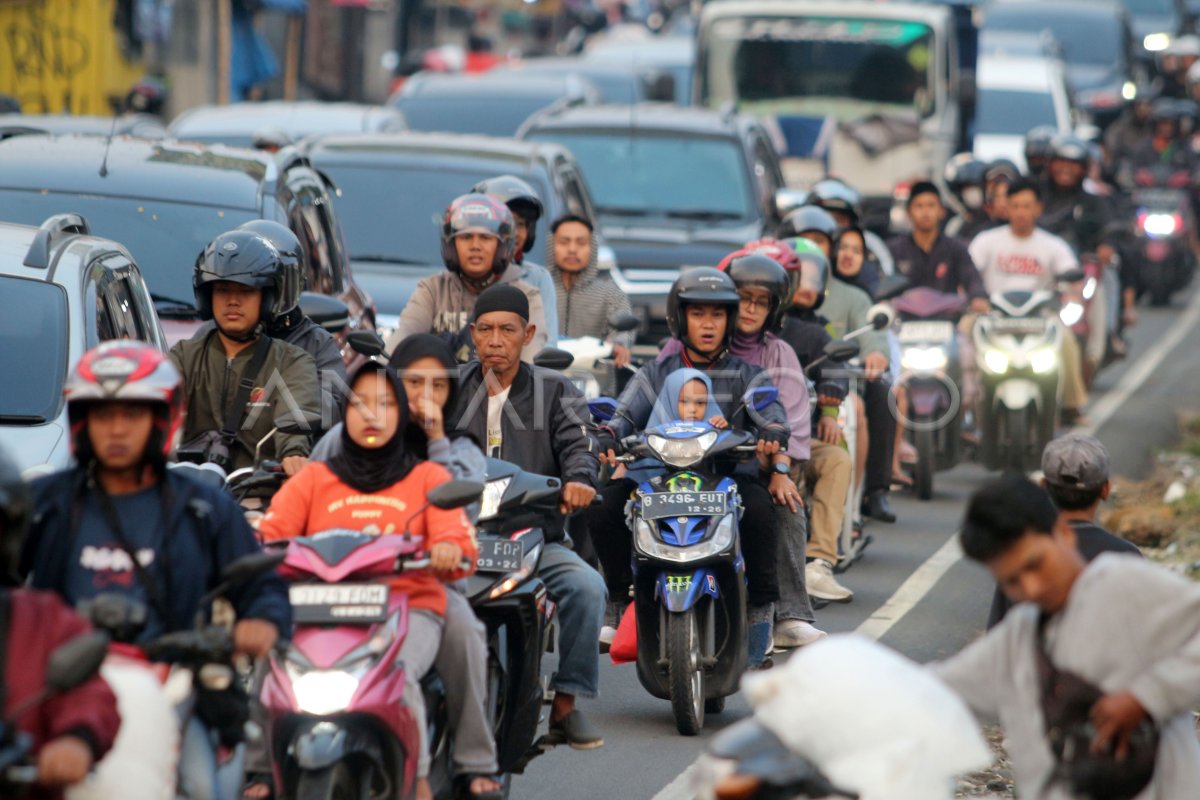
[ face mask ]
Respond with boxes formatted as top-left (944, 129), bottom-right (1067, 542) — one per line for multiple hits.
top-left (963, 186), bottom-right (984, 212)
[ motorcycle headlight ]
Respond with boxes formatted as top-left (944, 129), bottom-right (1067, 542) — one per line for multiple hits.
top-left (1143, 212), bottom-right (1178, 237)
top-left (1144, 32), bottom-right (1171, 52)
top-left (1059, 302), bottom-right (1084, 327)
top-left (646, 431), bottom-right (718, 468)
top-left (1082, 277), bottom-right (1097, 301)
top-left (487, 542), bottom-right (543, 600)
top-left (900, 346), bottom-right (947, 372)
top-left (290, 669), bottom-right (359, 715)
top-left (478, 477), bottom-right (512, 522)
top-left (632, 514), bottom-right (735, 563)
top-left (982, 349), bottom-right (1009, 375)
top-left (1030, 346), bottom-right (1058, 375)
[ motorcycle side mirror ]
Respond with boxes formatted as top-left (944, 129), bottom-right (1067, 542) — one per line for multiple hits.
top-left (773, 188), bottom-right (809, 219)
top-left (1056, 269), bottom-right (1086, 284)
top-left (274, 410), bottom-right (322, 435)
top-left (45, 631), bottom-right (109, 694)
top-left (533, 347), bottom-right (575, 371)
top-left (641, 69), bottom-right (676, 103)
top-left (744, 385), bottom-right (779, 412)
top-left (608, 312), bottom-right (641, 333)
top-left (217, 551), bottom-right (286, 592)
top-left (588, 396), bottom-right (619, 422)
top-left (824, 339), bottom-right (861, 362)
top-left (873, 275), bottom-right (911, 302)
top-left (427, 480), bottom-right (484, 510)
top-left (298, 291), bottom-right (350, 334)
top-left (347, 330), bottom-right (388, 359)
top-left (866, 303), bottom-right (895, 330)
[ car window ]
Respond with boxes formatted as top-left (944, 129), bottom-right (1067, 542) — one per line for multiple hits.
top-left (558, 163), bottom-right (594, 219)
top-left (0, 276), bottom-right (68, 423)
top-left (976, 88), bottom-right (1059, 136)
top-left (292, 200), bottom-right (338, 295)
top-left (397, 95), bottom-right (566, 137)
top-left (985, 12), bottom-right (1120, 67)
top-left (749, 133), bottom-right (782, 217)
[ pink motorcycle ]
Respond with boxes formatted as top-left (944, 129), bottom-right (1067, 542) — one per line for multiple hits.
top-left (260, 481), bottom-right (480, 800)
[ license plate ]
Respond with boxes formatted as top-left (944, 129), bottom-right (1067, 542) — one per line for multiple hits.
top-left (899, 321), bottom-right (955, 343)
top-left (641, 492), bottom-right (727, 520)
top-left (476, 539), bottom-right (524, 573)
top-left (289, 583), bottom-right (389, 624)
top-left (990, 318), bottom-right (1047, 335)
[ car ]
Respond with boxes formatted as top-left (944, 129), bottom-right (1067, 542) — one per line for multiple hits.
top-left (0, 113), bottom-right (167, 139)
top-left (0, 213), bottom-right (168, 475)
top-left (167, 101), bottom-right (407, 148)
top-left (983, 0), bottom-right (1140, 128)
top-left (518, 102), bottom-right (787, 339)
top-left (0, 134), bottom-right (374, 348)
top-left (303, 131), bottom-right (603, 333)
top-left (583, 34), bottom-right (695, 106)
top-left (973, 54), bottom-right (1075, 169)
top-left (388, 71), bottom-right (601, 137)
top-left (1119, 0), bottom-right (1190, 64)
top-left (488, 56), bottom-right (678, 105)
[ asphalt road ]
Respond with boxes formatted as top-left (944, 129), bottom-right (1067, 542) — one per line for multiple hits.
top-left (511, 285), bottom-right (1200, 800)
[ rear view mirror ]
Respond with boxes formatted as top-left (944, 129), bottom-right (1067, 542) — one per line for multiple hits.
top-left (744, 385), bottom-right (779, 412)
top-left (773, 188), bottom-right (809, 219)
top-left (274, 410), bottom-right (322, 435)
top-left (588, 396), bottom-right (619, 422)
top-left (824, 339), bottom-right (861, 362)
top-left (299, 292), bottom-right (351, 334)
top-left (608, 312), bottom-right (641, 333)
top-left (866, 303), bottom-right (895, 330)
top-left (427, 480), bottom-right (484, 510)
top-left (46, 631), bottom-right (109, 693)
top-left (1057, 269), bottom-right (1086, 284)
top-left (347, 330), bottom-right (388, 359)
top-left (533, 347), bottom-right (575, 371)
top-left (218, 552), bottom-right (285, 590)
top-left (873, 275), bottom-right (912, 302)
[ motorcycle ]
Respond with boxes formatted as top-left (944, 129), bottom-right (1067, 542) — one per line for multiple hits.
top-left (1129, 165), bottom-right (1196, 306)
top-left (260, 480), bottom-right (480, 800)
top-left (542, 312), bottom-right (642, 399)
top-left (595, 386), bottom-right (778, 736)
top-left (892, 288), bottom-right (968, 501)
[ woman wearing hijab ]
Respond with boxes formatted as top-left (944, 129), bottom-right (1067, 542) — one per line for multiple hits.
top-left (833, 225), bottom-right (881, 299)
top-left (259, 362), bottom-right (498, 800)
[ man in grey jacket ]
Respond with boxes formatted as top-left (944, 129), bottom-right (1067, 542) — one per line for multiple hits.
top-left (934, 476), bottom-right (1200, 799)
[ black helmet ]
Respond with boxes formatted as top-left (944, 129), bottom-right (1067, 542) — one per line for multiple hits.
top-left (1050, 134), bottom-right (1090, 166)
top-left (777, 205), bottom-right (839, 244)
top-left (0, 445), bottom-right (29, 585)
top-left (666, 267), bottom-right (740, 354)
top-left (722, 252), bottom-right (791, 334)
top-left (470, 175), bottom-right (544, 254)
top-left (809, 178), bottom-right (863, 225)
top-left (943, 153), bottom-right (988, 210)
top-left (1024, 126), bottom-right (1058, 165)
top-left (440, 193), bottom-right (516, 278)
top-left (1150, 97), bottom-right (1179, 124)
top-left (193, 230), bottom-right (299, 325)
top-left (985, 158), bottom-right (1021, 187)
top-left (235, 220), bottom-right (304, 315)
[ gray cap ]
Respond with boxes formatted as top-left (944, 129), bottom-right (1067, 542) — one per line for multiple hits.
top-left (1042, 433), bottom-right (1109, 491)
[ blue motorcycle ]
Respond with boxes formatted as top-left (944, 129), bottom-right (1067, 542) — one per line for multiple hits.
top-left (591, 387), bottom-right (776, 735)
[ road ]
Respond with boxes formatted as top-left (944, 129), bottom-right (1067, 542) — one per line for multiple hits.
top-left (511, 285), bottom-right (1200, 800)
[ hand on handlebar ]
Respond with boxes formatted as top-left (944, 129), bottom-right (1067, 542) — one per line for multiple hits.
top-left (612, 344), bottom-right (632, 370)
top-left (35, 736), bottom-right (93, 788)
top-left (969, 297), bottom-right (990, 314)
top-left (560, 481), bottom-right (597, 515)
top-left (234, 619), bottom-right (279, 659)
top-left (429, 542), bottom-right (465, 577)
top-left (281, 456), bottom-right (308, 477)
top-left (863, 352), bottom-right (889, 381)
top-left (755, 439), bottom-right (781, 458)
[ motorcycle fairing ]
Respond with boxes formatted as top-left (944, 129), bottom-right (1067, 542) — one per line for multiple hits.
top-left (656, 568), bottom-right (719, 612)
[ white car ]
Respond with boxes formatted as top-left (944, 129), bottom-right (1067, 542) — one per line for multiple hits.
top-left (972, 53), bottom-right (1074, 170)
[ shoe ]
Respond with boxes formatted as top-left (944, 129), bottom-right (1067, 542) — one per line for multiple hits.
top-left (547, 710), bottom-right (604, 750)
top-left (805, 559), bottom-right (853, 603)
top-left (598, 625), bottom-right (616, 654)
top-left (863, 491), bottom-right (896, 523)
top-left (774, 620), bottom-right (827, 649)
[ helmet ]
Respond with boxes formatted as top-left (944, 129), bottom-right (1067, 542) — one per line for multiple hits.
top-left (1024, 126), bottom-right (1058, 168)
top-left (1050, 134), bottom-right (1090, 166)
top-left (470, 175), bottom-right (544, 254)
top-left (0, 445), bottom-right (28, 585)
top-left (252, 127), bottom-right (292, 152)
top-left (720, 252), bottom-right (791, 334)
top-left (808, 178), bottom-right (863, 224)
top-left (741, 238), bottom-right (801, 273)
top-left (194, 230), bottom-right (297, 326)
top-left (666, 267), bottom-right (741, 354)
top-left (985, 158), bottom-right (1021, 187)
top-left (124, 76), bottom-right (167, 116)
top-left (777, 205), bottom-right (839, 244)
top-left (235, 220), bottom-right (304, 316)
top-left (65, 341), bottom-right (185, 465)
top-left (440, 193), bottom-right (516, 277)
top-left (1150, 97), bottom-right (1179, 124)
top-left (943, 153), bottom-right (988, 211)
top-left (780, 237), bottom-right (830, 310)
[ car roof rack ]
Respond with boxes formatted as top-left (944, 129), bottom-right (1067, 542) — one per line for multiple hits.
top-left (23, 213), bottom-right (90, 269)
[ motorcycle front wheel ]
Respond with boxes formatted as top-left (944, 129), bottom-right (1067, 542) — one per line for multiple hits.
top-left (914, 419), bottom-right (935, 501)
top-left (667, 608), bottom-right (705, 736)
top-left (295, 762), bottom-right (365, 800)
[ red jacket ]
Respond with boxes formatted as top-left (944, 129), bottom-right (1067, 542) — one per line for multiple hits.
top-left (4, 589), bottom-right (120, 800)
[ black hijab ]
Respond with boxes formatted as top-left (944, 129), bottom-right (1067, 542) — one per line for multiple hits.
top-left (327, 362), bottom-right (419, 494)
top-left (833, 227), bottom-right (881, 299)
top-left (388, 333), bottom-right (464, 454)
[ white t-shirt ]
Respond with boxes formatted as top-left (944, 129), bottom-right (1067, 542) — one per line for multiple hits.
top-left (485, 385), bottom-right (512, 458)
top-left (968, 226), bottom-right (1078, 296)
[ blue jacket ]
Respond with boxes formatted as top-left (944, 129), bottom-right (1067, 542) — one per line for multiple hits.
top-left (22, 468), bottom-right (291, 641)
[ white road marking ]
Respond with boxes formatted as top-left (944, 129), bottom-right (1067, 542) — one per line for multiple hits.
top-left (650, 288), bottom-right (1200, 800)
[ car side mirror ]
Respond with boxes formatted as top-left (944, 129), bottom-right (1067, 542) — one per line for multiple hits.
top-left (427, 480), bottom-right (484, 510)
top-left (299, 292), bottom-right (351, 334)
top-left (824, 339), bottom-right (861, 362)
top-left (534, 347), bottom-right (575, 371)
top-left (46, 631), bottom-right (109, 693)
top-left (873, 274), bottom-right (912, 302)
top-left (744, 385), bottom-right (779, 412)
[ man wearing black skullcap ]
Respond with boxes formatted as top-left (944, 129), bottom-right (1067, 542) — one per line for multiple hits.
top-left (449, 283), bottom-right (608, 750)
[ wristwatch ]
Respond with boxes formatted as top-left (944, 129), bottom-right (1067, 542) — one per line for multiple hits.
top-left (771, 462), bottom-right (791, 476)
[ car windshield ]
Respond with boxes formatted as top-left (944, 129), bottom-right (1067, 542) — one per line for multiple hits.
top-left (0, 277), bottom-right (67, 423)
top-left (976, 89), bottom-right (1059, 135)
top-left (700, 15), bottom-right (937, 120)
top-left (525, 131), bottom-right (755, 221)
top-left (0, 190), bottom-right (259, 308)
top-left (397, 95), bottom-right (563, 137)
top-left (1121, 0), bottom-right (1174, 12)
top-left (985, 12), bottom-right (1120, 67)
top-left (320, 164), bottom-right (554, 265)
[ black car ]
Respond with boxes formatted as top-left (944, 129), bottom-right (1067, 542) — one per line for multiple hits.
top-left (302, 131), bottom-right (603, 334)
top-left (983, 0), bottom-right (1140, 127)
top-left (0, 134), bottom-right (374, 347)
top-left (1119, 0), bottom-right (1190, 65)
top-left (583, 34), bottom-right (696, 106)
top-left (488, 57), bottom-right (678, 105)
top-left (518, 103), bottom-right (787, 337)
top-left (168, 100), bottom-right (407, 148)
top-left (389, 72), bottom-right (601, 137)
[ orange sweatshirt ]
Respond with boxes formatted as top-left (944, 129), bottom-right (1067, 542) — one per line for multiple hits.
top-left (260, 460), bottom-right (478, 616)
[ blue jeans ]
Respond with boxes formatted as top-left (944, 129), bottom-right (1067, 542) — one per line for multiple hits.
top-left (539, 542), bottom-right (606, 698)
top-left (178, 715), bottom-right (245, 800)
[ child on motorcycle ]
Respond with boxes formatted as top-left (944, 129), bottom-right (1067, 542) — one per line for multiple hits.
top-left (259, 362), bottom-right (497, 800)
top-left (618, 370), bottom-right (728, 484)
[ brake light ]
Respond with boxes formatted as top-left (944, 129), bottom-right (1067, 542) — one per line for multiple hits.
top-left (1168, 172), bottom-right (1191, 189)
top-left (1135, 169), bottom-right (1154, 187)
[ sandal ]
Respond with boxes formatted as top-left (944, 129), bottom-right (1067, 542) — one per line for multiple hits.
top-left (241, 774), bottom-right (275, 800)
top-left (459, 773), bottom-right (506, 800)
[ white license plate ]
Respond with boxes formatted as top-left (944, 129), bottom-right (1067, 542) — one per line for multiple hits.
top-left (476, 538), bottom-right (524, 573)
top-left (641, 491), bottom-right (728, 520)
top-left (991, 318), bottom-right (1048, 335)
top-left (289, 583), bottom-right (389, 624)
top-left (899, 321), bottom-right (955, 343)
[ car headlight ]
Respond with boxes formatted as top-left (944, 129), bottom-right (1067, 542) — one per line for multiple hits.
top-left (1030, 347), bottom-right (1057, 375)
top-left (983, 349), bottom-right (1009, 375)
top-left (290, 669), bottom-right (359, 715)
top-left (632, 514), bottom-right (735, 563)
top-left (1060, 301), bottom-right (1084, 327)
top-left (900, 345), bottom-right (948, 372)
top-left (478, 477), bottom-right (512, 522)
top-left (488, 542), bottom-right (543, 600)
top-left (646, 431), bottom-right (718, 468)
top-left (1144, 33), bottom-right (1171, 52)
